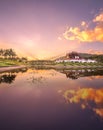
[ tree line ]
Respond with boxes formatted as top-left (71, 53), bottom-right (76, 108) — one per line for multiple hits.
top-left (0, 48), bottom-right (28, 62)
top-left (0, 49), bottom-right (16, 59)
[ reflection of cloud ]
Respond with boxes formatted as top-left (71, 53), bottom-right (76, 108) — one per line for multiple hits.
top-left (27, 69), bottom-right (57, 84)
top-left (94, 108), bottom-right (103, 118)
top-left (63, 11), bottom-right (103, 43)
top-left (63, 88), bottom-right (103, 104)
top-left (27, 76), bottom-right (46, 84)
top-left (62, 88), bottom-right (103, 118)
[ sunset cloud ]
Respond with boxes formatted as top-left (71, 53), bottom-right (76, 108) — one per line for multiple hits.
top-left (93, 12), bottom-right (103, 22)
top-left (63, 11), bottom-right (103, 43)
top-left (87, 49), bottom-right (103, 54)
top-left (58, 36), bottom-right (62, 41)
top-left (81, 21), bottom-right (86, 26)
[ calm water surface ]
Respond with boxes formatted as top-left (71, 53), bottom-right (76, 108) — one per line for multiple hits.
top-left (0, 68), bottom-right (103, 130)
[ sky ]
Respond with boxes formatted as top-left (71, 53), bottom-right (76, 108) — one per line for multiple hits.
top-left (0, 0), bottom-right (103, 60)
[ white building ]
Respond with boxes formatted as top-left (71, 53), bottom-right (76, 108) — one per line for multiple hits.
top-left (55, 59), bottom-right (96, 63)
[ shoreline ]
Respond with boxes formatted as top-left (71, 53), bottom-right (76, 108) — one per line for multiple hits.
top-left (0, 65), bottom-right (26, 73)
top-left (0, 64), bottom-right (103, 73)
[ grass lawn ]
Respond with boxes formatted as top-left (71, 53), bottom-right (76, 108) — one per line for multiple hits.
top-left (55, 62), bottom-right (103, 67)
top-left (0, 59), bottom-right (25, 67)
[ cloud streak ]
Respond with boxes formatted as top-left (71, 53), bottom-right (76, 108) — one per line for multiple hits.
top-left (87, 49), bottom-right (103, 55)
top-left (63, 11), bottom-right (103, 43)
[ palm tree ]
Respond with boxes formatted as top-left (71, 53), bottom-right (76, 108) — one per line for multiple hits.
top-left (3, 49), bottom-right (9, 59)
top-left (6, 49), bottom-right (17, 59)
top-left (9, 49), bottom-right (17, 59)
top-left (0, 49), bottom-right (3, 58)
top-left (0, 49), bottom-right (17, 59)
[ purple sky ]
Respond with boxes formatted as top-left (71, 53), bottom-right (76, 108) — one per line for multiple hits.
top-left (0, 0), bottom-right (103, 59)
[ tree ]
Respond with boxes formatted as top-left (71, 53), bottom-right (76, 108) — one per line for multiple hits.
top-left (3, 49), bottom-right (9, 59)
top-left (8, 49), bottom-right (17, 59)
top-left (0, 49), bottom-right (4, 58)
top-left (0, 48), bottom-right (17, 59)
top-left (21, 57), bottom-right (28, 63)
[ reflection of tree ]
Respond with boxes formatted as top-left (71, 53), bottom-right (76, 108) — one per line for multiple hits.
top-left (66, 72), bottom-right (79, 79)
top-left (0, 68), bottom-right (28, 84)
top-left (27, 76), bottom-right (46, 84)
top-left (62, 88), bottom-right (103, 118)
top-left (9, 68), bottom-right (28, 73)
top-left (58, 69), bottom-right (103, 80)
top-left (0, 73), bottom-right (16, 84)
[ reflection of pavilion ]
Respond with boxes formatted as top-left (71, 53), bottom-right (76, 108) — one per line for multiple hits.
top-left (58, 69), bottom-right (103, 79)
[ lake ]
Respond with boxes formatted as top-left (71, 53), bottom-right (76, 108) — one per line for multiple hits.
top-left (0, 68), bottom-right (103, 130)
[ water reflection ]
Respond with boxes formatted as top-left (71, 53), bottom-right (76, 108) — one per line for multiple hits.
top-left (26, 69), bottom-right (57, 85)
top-left (9, 67), bottom-right (28, 73)
top-left (0, 67), bottom-right (28, 84)
top-left (27, 76), bottom-right (46, 84)
top-left (58, 69), bottom-right (103, 79)
top-left (0, 68), bottom-right (103, 129)
top-left (0, 73), bottom-right (16, 84)
top-left (61, 87), bottom-right (103, 118)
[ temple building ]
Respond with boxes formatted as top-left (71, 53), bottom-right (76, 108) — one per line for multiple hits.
top-left (55, 52), bottom-right (96, 63)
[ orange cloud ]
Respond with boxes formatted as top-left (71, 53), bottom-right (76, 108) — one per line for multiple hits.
top-left (93, 12), bottom-right (103, 22)
top-left (58, 36), bottom-right (62, 41)
top-left (63, 11), bottom-right (103, 43)
top-left (87, 49), bottom-right (103, 54)
top-left (81, 21), bottom-right (86, 26)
